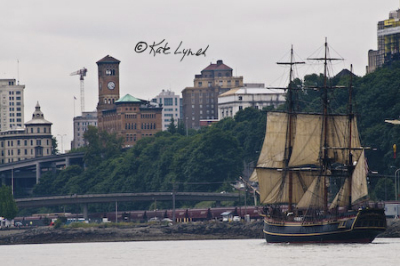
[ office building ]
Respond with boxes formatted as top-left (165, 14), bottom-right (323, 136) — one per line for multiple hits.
top-left (182, 60), bottom-right (243, 129)
top-left (0, 79), bottom-right (25, 132)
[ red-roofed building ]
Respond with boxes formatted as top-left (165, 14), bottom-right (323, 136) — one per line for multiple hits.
top-left (182, 60), bottom-right (243, 129)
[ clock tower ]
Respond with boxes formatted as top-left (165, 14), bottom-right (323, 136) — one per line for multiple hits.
top-left (96, 55), bottom-right (121, 112)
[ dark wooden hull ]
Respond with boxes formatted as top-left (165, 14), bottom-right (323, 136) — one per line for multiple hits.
top-left (264, 208), bottom-right (386, 243)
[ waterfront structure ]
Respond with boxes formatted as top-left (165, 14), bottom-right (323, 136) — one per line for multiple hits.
top-left (0, 102), bottom-right (53, 164)
top-left (0, 79), bottom-right (25, 132)
top-left (96, 55), bottom-right (162, 147)
top-left (218, 83), bottom-right (285, 119)
top-left (71, 111), bottom-right (97, 149)
top-left (368, 9), bottom-right (400, 73)
top-left (182, 60), bottom-right (243, 129)
top-left (151, 89), bottom-right (181, 130)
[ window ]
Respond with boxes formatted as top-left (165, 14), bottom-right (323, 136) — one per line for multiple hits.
top-left (164, 98), bottom-right (173, 106)
top-left (105, 69), bottom-right (115, 76)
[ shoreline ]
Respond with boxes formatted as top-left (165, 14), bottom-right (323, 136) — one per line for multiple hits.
top-left (1, 219), bottom-right (399, 245)
top-left (0, 221), bottom-right (265, 245)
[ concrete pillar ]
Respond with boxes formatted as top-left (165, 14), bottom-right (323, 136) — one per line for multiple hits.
top-left (65, 157), bottom-right (70, 168)
top-left (82, 204), bottom-right (88, 220)
top-left (36, 162), bottom-right (41, 184)
top-left (51, 162), bottom-right (57, 174)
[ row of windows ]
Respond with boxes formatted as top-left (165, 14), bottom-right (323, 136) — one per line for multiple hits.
top-left (105, 69), bottom-right (116, 76)
top-left (125, 114), bottom-right (137, 119)
top-left (104, 98), bottom-right (115, 104)
top-left (1, 139), bottom-right (50, 147)
top-left (76, 122), bottom-right (97, 126)
top-left (29, 127), bottom-right (50, 133)
top-left (125, 123), bottom-right (158, 130)
top-left (8, 90), bottom-right (21, 94)
top-left (197, 80), bottom-right (239, 87)
top-left (1, 148), bottom-right (51, 157)
top-left (159, 97), bottom-right (179, 106)
top-left (9, 97), bottom-right (21, 100)
top-left (191, 104), bottom-right (215, 109)
top-left (191, 98), bottom-right (214, 104)
top-left (141, 114), bottom-right (156, 119)
top-left (124, 107), bottom-right (137, 111)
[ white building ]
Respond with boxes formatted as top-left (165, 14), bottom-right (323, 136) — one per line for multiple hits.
top-left (71, 111), bottom-right (97, 150)
top-left (0, 102), bottom-right (53, 163)
top-left (151, 90), bottom-right (181, 130)
top-left (0, 79), bottom-right (25, 132)
top-left (218, 85), bottom-right (285, 119)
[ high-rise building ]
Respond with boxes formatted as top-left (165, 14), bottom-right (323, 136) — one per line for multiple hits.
top-left (0, 79), bottom-right (25, 132)
top-left (151, 90), bottom-right (181, 130)
top-left (71, 111), bottom-right (97, 150)
top-left (182, 60), bottom-right (243, 129)
top-left (368, 9), bottom-right (400, 73)
top-left (96, 55), bottom-right (162, 147)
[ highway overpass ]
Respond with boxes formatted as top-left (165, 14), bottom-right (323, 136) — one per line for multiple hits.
top-left (15, 192), bottom-right (240, 220)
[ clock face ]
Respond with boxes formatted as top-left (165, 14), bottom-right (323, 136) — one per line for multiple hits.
top-left (107, 81), bottom-right (115, 90)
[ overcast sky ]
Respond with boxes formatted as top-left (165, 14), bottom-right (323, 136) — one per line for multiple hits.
top-left (0, 0), bottom-right (398, 151)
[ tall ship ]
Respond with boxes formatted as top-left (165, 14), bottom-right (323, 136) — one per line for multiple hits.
top-left (253, 40), bottom-right (386, 243)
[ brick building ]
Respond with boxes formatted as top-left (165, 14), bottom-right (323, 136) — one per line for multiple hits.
top-left (182, 60), bottom-right (243, 129)
top-left (96, 55), bottom-right (162, 147)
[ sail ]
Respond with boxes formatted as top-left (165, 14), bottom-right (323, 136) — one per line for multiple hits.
top-left (288, 114), bottom-right (322, 167)
top-left (296, 174), bottom-right (327, 209)
top-left (249, 169), bottom-right (258, 182)
top-left (258, 168), bottom-right (315, 204)
top-left (326, 116), bottom-right (362, 164)
top-left (330, 151), bottom-right (368, 209)
top-left (257, 112), bottom-right (290, 168)
top-left (257, 169), bottom-right (282, 204)
top-left (351, 151), bottom-right (368, 203)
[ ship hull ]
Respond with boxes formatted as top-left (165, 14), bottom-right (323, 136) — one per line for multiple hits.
top-left (264, 208), bottom-right (386, 243)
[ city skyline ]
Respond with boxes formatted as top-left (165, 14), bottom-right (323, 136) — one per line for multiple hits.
top-left (0, 0), bottom-right (397, 150)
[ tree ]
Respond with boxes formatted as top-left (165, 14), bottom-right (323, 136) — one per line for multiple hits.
top-left (52, 136), bottom-right (58, 155)
top-left (167, 117), bottom-right (177, 134)
top-left (0, 186), bottom-right (18, 220)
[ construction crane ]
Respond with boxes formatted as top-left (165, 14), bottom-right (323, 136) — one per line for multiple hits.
top-left (70, 67), bottom-right (88, 115)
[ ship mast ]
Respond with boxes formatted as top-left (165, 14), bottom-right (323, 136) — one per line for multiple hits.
top-left (347, 64), bottom-right (354, 210)
top-left (277, 45), bottom-right (304, 212)
top-left (308, 38), bottom-right (342, 211)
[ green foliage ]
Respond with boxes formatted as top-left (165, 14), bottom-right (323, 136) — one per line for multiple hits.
top-left (52, 137), bottom-right (58, 155)
top-left (0, 186), bottom-right (18, 220)
top-left (373, 178), bottom-right (395, 201)
top-left (54, 216), bottom-right (67, 229)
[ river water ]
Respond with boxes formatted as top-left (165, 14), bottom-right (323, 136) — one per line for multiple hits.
top-left (1, 238), bottom-right (399, 266)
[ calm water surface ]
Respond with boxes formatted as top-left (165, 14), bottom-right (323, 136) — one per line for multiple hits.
top-left (1, 238), bottom-right (399, 266)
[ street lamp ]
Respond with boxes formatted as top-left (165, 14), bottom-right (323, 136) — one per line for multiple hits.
top-left (57, 134), bottom-right (67, 153)
top-left (395, 169), bottom-right (400, 201)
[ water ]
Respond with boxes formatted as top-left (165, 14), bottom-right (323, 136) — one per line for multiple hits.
top-left (1, 238), bottom-right (399, 266)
